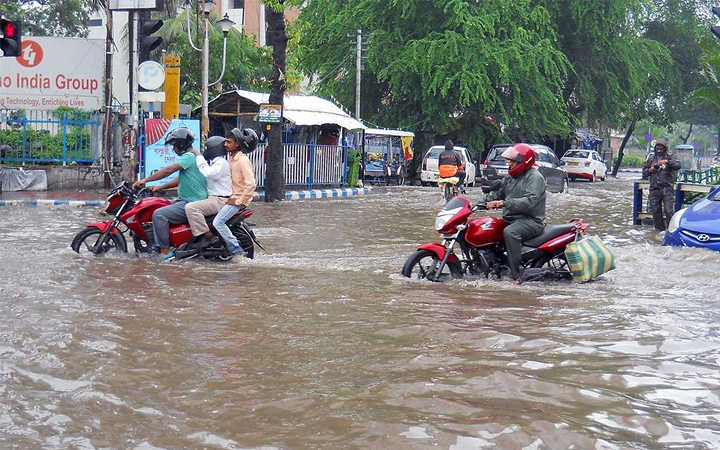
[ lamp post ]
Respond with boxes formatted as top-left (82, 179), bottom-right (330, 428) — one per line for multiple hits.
top-left (185, 0), bottom-right (235, 136)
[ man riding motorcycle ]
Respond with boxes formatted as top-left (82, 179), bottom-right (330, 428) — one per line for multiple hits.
top-left (485, 143), bottom-right (546, 283)
top-left (184, 135), bottom-right (233, 250)
top-left (437, 139), bottom-right (466, 193)
top-left (132, 127), bottom-right (208, 259)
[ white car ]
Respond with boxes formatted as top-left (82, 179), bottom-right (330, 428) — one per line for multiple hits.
top-left (561, 149), bottom-right (607, 182)
top-left (420, 145), bottom-right (476, 186)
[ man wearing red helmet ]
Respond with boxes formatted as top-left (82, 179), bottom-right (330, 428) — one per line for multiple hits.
top-left (485, 143), bottom-right (547, 282)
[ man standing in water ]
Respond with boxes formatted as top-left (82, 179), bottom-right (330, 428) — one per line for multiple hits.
top-left (485, 143), bottom-right (546, 283)
top-left (642, 137), bottom-right (680, 231)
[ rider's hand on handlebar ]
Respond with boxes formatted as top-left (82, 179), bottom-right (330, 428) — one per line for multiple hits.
top-left (132, 180), bottom-right (145, 190)
top-left (487, 200), bottom-right (504, 210)
top-left (150, 185), bottom-right (163, 193)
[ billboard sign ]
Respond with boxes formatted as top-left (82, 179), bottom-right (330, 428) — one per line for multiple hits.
top-left (143, 118), bottom-right (201, 184)
top-left (0, 37), bottom-right (104, 110)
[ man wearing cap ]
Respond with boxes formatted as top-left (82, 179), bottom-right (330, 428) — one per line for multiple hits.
top-left (642, 137), bottom-right (681, 231)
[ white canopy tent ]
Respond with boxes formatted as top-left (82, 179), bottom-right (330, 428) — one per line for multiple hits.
top-left (207, 89), bottom-right (366, 131)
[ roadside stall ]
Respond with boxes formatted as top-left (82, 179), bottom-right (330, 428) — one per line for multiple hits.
top-left (203, 90), bottom-right (366, 188)
top-left (362, 128), bottom-right (414, 185)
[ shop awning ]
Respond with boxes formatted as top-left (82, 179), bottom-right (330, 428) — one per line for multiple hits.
top-left (364, 128), bottom-right (414, 137)
top-left (209, 89), bottom-right (367, 131)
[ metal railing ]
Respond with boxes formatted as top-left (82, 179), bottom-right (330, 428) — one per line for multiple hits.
top-left (677, 168), bottom-right (720, 185)
top-left (0, 109), bottom-right (101, 164)
top-left (249, 143), bottom-right (350, 188)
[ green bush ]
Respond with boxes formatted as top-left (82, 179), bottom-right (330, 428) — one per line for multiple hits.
top-left (0, 108), bottom-right (93, 161)
top-left (613, 154), bottom-right (645, 168)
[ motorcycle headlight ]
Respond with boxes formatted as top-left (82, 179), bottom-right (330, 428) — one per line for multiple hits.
top-left (667, 208), bottom-right (686, 233)
top-left (435, 206), bottom-right (462, 231)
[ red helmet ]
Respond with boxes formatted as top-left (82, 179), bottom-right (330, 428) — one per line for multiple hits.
top-left (501, 143), bottom-right (536, 177)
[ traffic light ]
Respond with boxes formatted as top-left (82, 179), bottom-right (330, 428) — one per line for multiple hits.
top-left (712, 6), bottom-right (720, 40)
top-left (138, 13), bottom-right (163, 62)
top-left (0, 18), bottom-right (21, 57)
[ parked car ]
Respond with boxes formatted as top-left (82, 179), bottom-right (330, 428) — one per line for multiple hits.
top-left (560, 149), bottom-right (607, 182)
top-left (480, 144), bottom-right (569, 193)
top-left (664, 185), bottom-right (720, 251)
top-left (420, 145), bottom-right (476, 186)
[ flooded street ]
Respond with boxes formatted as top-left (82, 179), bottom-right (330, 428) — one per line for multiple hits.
top-left (1, 174), bottom-right (719, 449)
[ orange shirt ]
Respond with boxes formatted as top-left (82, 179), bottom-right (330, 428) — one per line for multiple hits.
top-left (227, 151), bottom-right (256, 206)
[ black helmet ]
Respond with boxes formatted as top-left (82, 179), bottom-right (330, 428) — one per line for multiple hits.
top-left (229, 127), bottom-right (259, 154)
top-left (444, 139), bottom-right (454, 151)
top-left (203, 135), bottom-right (226, 161)
top-left (164, 127), bottom-right (194, 152)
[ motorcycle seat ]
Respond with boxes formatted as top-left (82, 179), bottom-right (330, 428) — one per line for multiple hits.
top-left (523, 223), bottom-right (575, 248)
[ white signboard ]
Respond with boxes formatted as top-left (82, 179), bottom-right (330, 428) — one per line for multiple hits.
top-left (0, 37), bottom-right (104, 111)
top-left (110, 0), bottom-right (157, 10)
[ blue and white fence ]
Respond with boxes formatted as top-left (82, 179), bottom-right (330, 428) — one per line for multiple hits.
top-left (249, 143), bottom-right (350, 188)
top-left (0, 109), bottom-right (102, 164)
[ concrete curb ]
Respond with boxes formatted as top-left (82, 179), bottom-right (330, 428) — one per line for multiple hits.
top-left (0, 187), bottom-right (373, 207)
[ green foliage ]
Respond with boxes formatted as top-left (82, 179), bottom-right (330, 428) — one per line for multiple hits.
top-left (297, 0), bottom-right (575, 154)
top-left (0, 109), bottom-right (93, 161)
top-left (159, 10), bottom-right (275, 107)
top-left (0, 0), bottom-right (102, 37)
top-left (613, 154), bottom-right (645, 168)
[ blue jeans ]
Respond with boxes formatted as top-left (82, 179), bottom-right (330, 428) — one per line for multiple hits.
top-left (213, 204), bottom-right (244, 254)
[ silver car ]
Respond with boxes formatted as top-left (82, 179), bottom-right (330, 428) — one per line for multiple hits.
top-left (480, 144), bottom-right (569, 193)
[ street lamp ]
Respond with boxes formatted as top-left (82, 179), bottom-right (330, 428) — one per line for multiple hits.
top-left (184, 0), bottom-right (235, 136)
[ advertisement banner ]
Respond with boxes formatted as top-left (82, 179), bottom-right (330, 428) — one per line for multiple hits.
top-left (0, 37), bottom-right (104, 110)
top-left (143, 118), bottom-right (201, 185)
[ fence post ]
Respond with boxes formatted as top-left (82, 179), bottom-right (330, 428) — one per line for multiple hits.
top-left (632, 182), bottom-right (642, 225)
top-left (21, 114), bottom-right (27, 165)
top-left (308, 144), bottom-right (316, 188)
top-left (62, 113), bottom-right (68, 166)
top-left (674, 183), bottom-right (684, 212)
top-left (341, 145), bottom-right (348, 186)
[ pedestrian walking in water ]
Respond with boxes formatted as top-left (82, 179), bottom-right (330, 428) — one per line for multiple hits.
top-left (642, 137), bottom-right (681, 231)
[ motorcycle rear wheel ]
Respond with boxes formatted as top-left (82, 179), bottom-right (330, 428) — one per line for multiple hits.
top-left (71, 227), bottom-right (127, 255)
top-left (401, 249), bottom-right (461, 282)
top-left (231, 227), bottom-right (256, 259)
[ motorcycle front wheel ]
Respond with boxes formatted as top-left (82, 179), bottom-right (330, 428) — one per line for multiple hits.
top-left (71, 227), bottom-right (127, 255)
top-left (401, 249), bottom-right (461, 282)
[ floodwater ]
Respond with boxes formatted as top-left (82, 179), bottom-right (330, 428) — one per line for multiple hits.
top-left (1, 175), bottom-right (719, 449)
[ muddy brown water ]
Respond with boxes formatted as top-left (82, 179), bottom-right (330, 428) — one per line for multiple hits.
top-left (1, 175), bottom-right (719, 449)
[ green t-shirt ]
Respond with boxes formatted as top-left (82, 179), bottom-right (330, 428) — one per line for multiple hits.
top-left (176, 152), bottom-right (208, 202)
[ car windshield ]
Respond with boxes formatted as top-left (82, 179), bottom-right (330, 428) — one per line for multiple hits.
top-left (428, 148), bottom-right (442, 158)
top-left (490, 147), bottom-right (511, 161)
top-left (564, 150), bottom-right (589, 159)
top-left (710, 189), bottom-right (720, 201)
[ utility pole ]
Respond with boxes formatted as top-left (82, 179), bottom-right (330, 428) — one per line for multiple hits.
top-left (355, 28), bottom-right (362, 120)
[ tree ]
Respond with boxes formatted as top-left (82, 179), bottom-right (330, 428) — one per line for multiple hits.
top-left (0, 0), bottom-right (98, 37)
top-left (297, 0), bottom-right (575, 175)
top-left (158, 10), bottom-right (274, 107)
top-left (262, 0), bottom-right (303, 202)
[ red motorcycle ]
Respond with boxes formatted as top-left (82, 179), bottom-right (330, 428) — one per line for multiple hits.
top-left (71, 181), bottom-right (263, 260)
top-left (401, 196), bottom-right (588, 282)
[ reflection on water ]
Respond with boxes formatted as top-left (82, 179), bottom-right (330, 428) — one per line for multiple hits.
top-left (1, 175), bottom-right (719, 448)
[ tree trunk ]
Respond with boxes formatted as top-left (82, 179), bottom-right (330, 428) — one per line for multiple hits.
top-left (611, 118), bottom-right (636, 177)
top-left (103, 5), bottom-right (113, 188)
top-left (681, 123), bottom-right (693, 144)
top-left (264, 3), bottom-right (287, 202)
